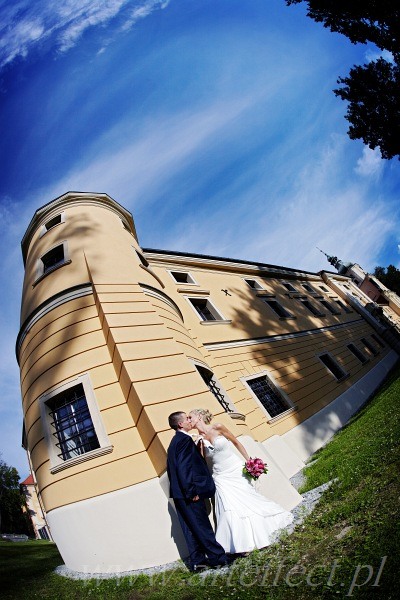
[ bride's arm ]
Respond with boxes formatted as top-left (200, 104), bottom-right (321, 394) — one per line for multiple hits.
top-left (214, 423), bottom-right (250, 461)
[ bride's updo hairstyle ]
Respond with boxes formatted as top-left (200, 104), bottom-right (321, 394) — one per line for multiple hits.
top-left (192, 408), bottom-right (213, 424)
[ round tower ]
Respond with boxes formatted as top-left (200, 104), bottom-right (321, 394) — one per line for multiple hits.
top-left (17, 191), bottom-right (234, 572)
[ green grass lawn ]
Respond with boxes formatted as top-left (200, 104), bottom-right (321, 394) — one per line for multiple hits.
top-left (1, 364), bottom-right (399, 599)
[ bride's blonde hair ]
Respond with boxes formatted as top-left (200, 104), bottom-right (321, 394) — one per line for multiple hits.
top-left (191, 408), bottom-right (213, 425)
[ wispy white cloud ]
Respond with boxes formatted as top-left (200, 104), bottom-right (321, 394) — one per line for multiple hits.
top-left (0, 0), bottom-right (170, 69)
top-left (355, 146), bottom-right (384, 179)
top-left (365, 48), bottom-right (394, 64)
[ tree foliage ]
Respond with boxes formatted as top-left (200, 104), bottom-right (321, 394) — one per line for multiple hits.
top-left (373, 264), bottom-right (400, 296)
top-left (286, 1), bottom-right (400, 159)
top-left (0, 454), bottom-right (30, 534)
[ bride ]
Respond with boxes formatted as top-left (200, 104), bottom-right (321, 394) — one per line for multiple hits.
top-left (189, 408), bottom-right (293, 554)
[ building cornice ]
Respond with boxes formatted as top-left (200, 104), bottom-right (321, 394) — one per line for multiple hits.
top-left (21, 192), bottom-right (137, 265)
top-left (16, 283), bottom-right (93, 363)
top-left (204, 319), bottom-right (364, 351)
top-left (143, 249), bottom-right (322, 279)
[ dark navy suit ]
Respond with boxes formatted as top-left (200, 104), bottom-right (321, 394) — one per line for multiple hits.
top-left (167, 430), bottom-right (227, 569)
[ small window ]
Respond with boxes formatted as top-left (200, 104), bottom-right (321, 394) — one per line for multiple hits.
top-left (361, 337), bottom-right (379, 356)
top-left (264, 299), bottom-right (294, 319)
top-left (45, 214), bottom-right (62, 231)
top-left (334, 299), bottom-right (352, 314)
top-left (48, 384), bottom-right (100, 461)
top-left (347, 343), bottom-right (369, 364)
top-left (301, 283), bottom-right (314, 293)
top-left (40, 212), bottom-right (65, 237)
top-left (300, 299), bottom-right (324, 317)
top-left (319, 286), bottom-right (329, 292)
top-left (170, 271), bottom-right (196, 285)
top-left (319, 353), bottom-right (348, 381)
top-left (244, 278), bottom-right (264, 290)
top-left (134, 249), bottom-right (149, 268)
top-left (318, 299), bottom-right (340, 315)
top-left (244, 374), bottom-right (290, 419)
top-left (42, 244), bottom-right (65, 274)
top-left (282, 282), bottom-right (297, 292)
top-left (371, 334), bottom-right (385, 348)
top-left (195, 365), bottom-right (235, 413)
top-left (188, 298), bottom-right (224, 321)
top-left (121, 219), bottom-right (132, 233)
top-left (39, 374), bottom-right (112, 473)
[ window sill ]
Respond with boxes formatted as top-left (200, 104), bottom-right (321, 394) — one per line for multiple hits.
top-left (228, 412), bottom-right (246, 422)
top-left (50, 444), bottom-right (113, 474)
top-left (279, 316), bottom-right (297, 320)
top-left (33, 260), bottom-right (71, 287)
top-left (177, 288), bottom-right (209, 294)
top-left (335, 374), bottom-right (350, 383)
top-left (200, 319), bottom-right (232, 325)
top-left (267, 406), bottom-right (297, 424)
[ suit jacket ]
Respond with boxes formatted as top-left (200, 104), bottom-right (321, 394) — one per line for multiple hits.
top-left (167, 430), bottom-right (216, 500)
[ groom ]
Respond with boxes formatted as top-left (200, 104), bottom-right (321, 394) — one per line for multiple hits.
top-left (167, 411), bottom-right (229, 572)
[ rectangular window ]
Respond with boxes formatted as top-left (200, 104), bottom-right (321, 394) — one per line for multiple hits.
top-left (244, 278), bottom-right (264, 290)
top-left (282, 282), bottom-right (297, 292)
top-left (301, 283), bottom-right (314, 293)
top-left (188, 297), bottom-right (223, 321)
top-left (319, 286), bottom-right (329, 292)
top-left (319, 353), bottom-right (348, 380)
top-left (318, 299), bottom-right (340, 315)
top-left (41, 244), bottom-right (65, 274)
top-left (334, 299), bottom-right (352, 314)
top-left (48, 384), bottom-right (100, 461)
top-left (45, 214), bottom-right (62, 231)
top-left (347, 343), bottom-right (369, 364)
top-left (245, 375), bottom-right (289, 418)
top-left (39, 374), bottom-right (112, 473)
top-left (264, 299), bottom-right (294, 318)
top-left (170, 271), bottom-right (196, 284)
top-left (371, 333), bottom-right (385, 348)
top-left (361, 337), bottom-right (379, 356)
top-left (300, 299), bottom-right (324, 317)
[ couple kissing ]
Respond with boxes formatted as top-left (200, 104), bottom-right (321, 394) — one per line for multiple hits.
top-left (167, 409), bottom-right (293, 573)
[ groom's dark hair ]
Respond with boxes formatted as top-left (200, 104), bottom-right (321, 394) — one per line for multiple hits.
top-left (168, 411), bottom-right (185, 430)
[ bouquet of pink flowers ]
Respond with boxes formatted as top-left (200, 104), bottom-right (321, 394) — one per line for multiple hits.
top-left (243, 457), bottom-right (268, 480)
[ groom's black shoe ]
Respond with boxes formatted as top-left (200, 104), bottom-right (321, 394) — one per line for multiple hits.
top-left (190, 564), bottom-right (210, 574)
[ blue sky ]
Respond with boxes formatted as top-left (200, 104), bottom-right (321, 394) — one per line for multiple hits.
top-left (1, 0), bottom-right (399, 477)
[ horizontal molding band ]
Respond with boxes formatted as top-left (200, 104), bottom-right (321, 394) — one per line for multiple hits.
top-left (16, 283), bottom-right (93, 362)
top-left (204, 318), bottom-right (365, 351)
top-left (139, 283), bottom-right (184, 322)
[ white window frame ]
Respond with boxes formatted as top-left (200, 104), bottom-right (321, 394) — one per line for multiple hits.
top-left (39, 373), bottom-right (112, 474)
top-left (185, 296), bottom-right (230, 324)
top-left (317, 352), bottom-right (349, 382)
top-left (168, 270), bottom-right (198, 285)
top-left (243, 278), bottom-right (264, 291)
top-left (39, 212), bottom-right (65, 238)
top-left (35, 240), bottom-right (70, 284)
top-left (241, 370), bottom-right (296, 422)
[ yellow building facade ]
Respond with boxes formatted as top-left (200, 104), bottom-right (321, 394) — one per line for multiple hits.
top-left (17, 192), bottom-right (398, 573)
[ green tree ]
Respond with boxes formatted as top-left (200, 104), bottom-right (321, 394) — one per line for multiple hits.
top-left (0, 454), bottom-right (30, 534)
top-left (286, 1), bottom-right (400, 159)
top-left (373, 264), bottom-right (400, 295)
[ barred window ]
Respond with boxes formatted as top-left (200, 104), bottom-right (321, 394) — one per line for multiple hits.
top-left (48, 384), bottom-right (100, 461)
top-left (195, 365), bottom-right (235, 413)
top-left (246, 375), bottom-right (289, 418)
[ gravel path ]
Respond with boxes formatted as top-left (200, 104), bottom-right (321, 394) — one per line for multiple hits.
top-left (55, 470), bottom-right (335, 581)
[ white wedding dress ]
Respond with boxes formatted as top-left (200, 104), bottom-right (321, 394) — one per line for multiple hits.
top-left (203, 435), bottom-right (293, 553)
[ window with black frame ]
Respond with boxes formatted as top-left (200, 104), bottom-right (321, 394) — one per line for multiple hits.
top-left (246, 375), bottom-right (289, 418)
top-left (48, 384), bottom-right (100, 461)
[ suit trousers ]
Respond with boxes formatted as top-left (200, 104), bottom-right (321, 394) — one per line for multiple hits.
top-left (174, 498), bottom-right (227, 568)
